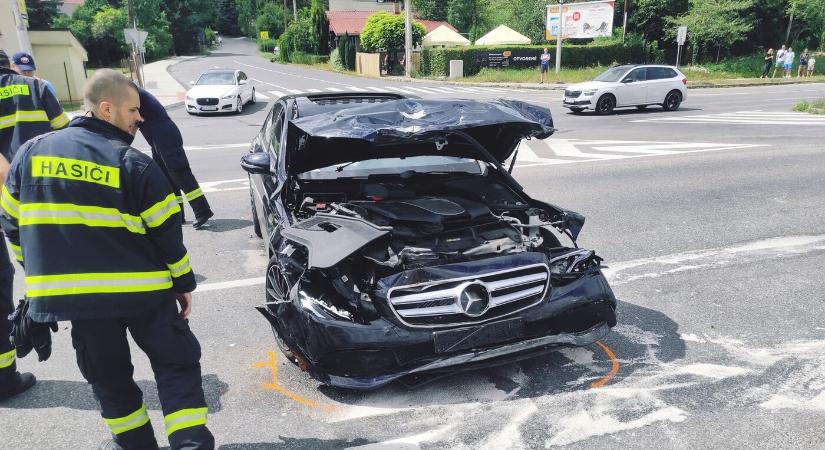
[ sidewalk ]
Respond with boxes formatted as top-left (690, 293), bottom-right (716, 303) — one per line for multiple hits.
top-left (141, 56), bottom-right (196, 108)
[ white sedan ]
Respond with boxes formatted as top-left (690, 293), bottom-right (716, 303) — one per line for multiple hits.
top-left (562, 64), bottom-right (687, 114)
top-left (185, 69), bottom-right (256, 115)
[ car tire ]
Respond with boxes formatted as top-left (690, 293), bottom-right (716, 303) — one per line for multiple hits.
top-left (636, 105), bottom-right (647, 110)
top-left (265, 255), bottom-right (300, 365)
top-left (250, 88), bottom-right (256, 104)
top-left (570, 107), bottom-right (584, 114)
top-left (236, 96), bottom-right (243, 114)
top-left (663, 91), bottom-right (682, 111)
top-left (250, 189), bottom-right (262, 238)
top-left (596, 95), bottom-right (615, 115)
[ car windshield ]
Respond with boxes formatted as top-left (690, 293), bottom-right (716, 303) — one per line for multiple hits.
top-left (298, 156), bottom-right (484, 180)
top-left (593, 66), bottom-right (631, 82)
top-left (196, 72), bottom-right (236, 85)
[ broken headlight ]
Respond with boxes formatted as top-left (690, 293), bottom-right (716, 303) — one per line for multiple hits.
top-left (548, 249), bottom-right (599, 274)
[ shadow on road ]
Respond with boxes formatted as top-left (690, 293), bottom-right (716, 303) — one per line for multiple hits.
top-left (568, 106), bottom-right (703, 116)
top-left (1, 373), bottom-right (229, 413)
top-left (198, 218), bottom-right (253, 233)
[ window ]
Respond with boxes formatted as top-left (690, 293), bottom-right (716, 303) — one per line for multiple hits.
top-left (626, 68), bottom-right (647, 82)
top-left (268, 103), bottom-right (285, 159)
top-left (647, 67), bottom-right (677, 80)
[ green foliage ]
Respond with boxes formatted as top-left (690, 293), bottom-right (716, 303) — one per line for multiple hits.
top-left (413, 0), bottom-right (448, 21)
top-left (24, 0), bottom-right (62, 29)
top-left (89, 5), bottom-right (128, 64)
top-left (420, 41), bottom-right (651, 76)
top-left (310, 0), bottom-right (330, 55)
top-left (788, 0), bottom-right (825, 50)
top-left (359, 12), bottom-right (427, 53)
top-left (277, 8), bottom-right (319, 62)
top-left (218, 0), bottom-right (241, 35)
top-left (256, 2), bottom-right (287, 39)
top-left (487, 0), bottom-right (546, 43)
top-left (630, 0), bottom-right (689, 44)
top-left (258, 38), bottom-right (277, 51)
top-left (161, 0), bottom-right (219, 54)
top-left (204, 27), bottom-right (218, 47)
top-left (337, 33), bottom-right (356, 70)
top-left (288, 51), bottom-right (329, 65)
top-left (666, 0), bottom-right (754, 61)
top-left (448, 0), bottom-right (491, 35)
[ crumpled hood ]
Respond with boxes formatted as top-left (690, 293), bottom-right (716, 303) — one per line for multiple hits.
top-left (186, 85), bottom-right (236, 98)
top-left (287, 99), bottom-right (554, 173)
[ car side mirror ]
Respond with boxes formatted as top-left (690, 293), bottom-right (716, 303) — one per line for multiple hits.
top-left (239, 79), bottom-right (248, 85)
top-left (622, 78), bottom-right (634, 83)
top-left (240, 152), bottom-right (273, 175)
top-left (189, 81), bottom-right (195, 85)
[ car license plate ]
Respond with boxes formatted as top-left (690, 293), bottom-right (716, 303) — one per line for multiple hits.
top-left (564, 97), bottom-right (575, 104)
top-left (433, 317), bottom-right (524, 354)
top-left (200, 106), bottom-right (218, 111)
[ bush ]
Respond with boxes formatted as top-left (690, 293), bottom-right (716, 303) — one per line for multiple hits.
top-left (258, 38), bottom-right (277, 51)
top-left (421, 41), bottom-right (651, 76)
top-left (337, 33), bottom-right (356, 70)
top-left (276, 9), bottom-right (318, 62)
top-left (360, 12), bottom-right (426, 53)
top-left (329, 47), bottom-right (344, 70)
top-left (288, 51), bottom-right (329, 65)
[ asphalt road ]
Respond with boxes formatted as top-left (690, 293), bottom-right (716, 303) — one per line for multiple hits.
top-left (3, 38), bottom-right (825, 449)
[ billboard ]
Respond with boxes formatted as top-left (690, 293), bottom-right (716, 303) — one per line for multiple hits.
top-left (476, 50), bottom-right (542, 69)
top-left (546, 1), bottom-right (615, 40)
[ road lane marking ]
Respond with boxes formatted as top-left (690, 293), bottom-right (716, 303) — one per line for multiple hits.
top-left (286, 89), bottom-right (303, 94)
top-left (306, 88), bottom-right (322, 93)
top-left (632, 110), bottom-right (825, 125)
top-left (325, 87), bottom-right (345, 92)
top-left (233, 60), bottom-right (354, 86)
top-left (591, 341), bottom-right (620, 388)
top-left (385, 86), bottom-right (417, 94)
top-left (253, 350), bottom-right (338, 412)
top-left (198, 277), bottom-right (263, 292)
top-left (268, 90), bottom-right (285, 97)
top-left (255, 92), bottom-right (270, 100)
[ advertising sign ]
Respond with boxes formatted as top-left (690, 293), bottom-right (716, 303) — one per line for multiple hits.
top-left (260, 31), bottom-right (270, 40)
top-left (546, 1), bottom-right (615, 40)
top-left (476, 50), bottom-right (541, 69)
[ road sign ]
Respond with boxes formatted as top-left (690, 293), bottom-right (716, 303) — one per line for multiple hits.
top-left (124, 28), bottom-right (148, 47)
top-left (259, 31), bottom-right (270, 40)
top-left (677, 26), bottom-right (687, 45)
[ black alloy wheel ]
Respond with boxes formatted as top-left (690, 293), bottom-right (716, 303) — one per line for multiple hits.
top-left (596, 95), bottom-right (615, 115)
top-left (663, 91), bottom-right (682, 111)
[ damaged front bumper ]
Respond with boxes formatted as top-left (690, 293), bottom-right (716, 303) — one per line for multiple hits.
top-left (258, 260), bottom-right (617, 390)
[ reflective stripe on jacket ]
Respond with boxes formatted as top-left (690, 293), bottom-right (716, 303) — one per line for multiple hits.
top-left (0, 116), bottom-right (196, 322)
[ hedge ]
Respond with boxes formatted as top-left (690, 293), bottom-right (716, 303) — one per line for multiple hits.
top-left (421, 41), bottom-right (654, 77)
top-left (288, 51), bottom-right (329, 65)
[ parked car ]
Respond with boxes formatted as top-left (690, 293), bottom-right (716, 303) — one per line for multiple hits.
top-left (240, 93), bottom-right (618, 390)
top-left (562, 64), bottom-right (687, 114)
top-left (185, 69), bottom-right (255, 115)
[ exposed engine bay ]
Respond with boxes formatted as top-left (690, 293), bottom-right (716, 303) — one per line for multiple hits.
top-left (270, 174), bottom-right (602, 324)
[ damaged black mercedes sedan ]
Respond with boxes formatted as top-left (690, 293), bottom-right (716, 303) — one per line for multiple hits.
top-left (240, 93), bottom-right (617, 389)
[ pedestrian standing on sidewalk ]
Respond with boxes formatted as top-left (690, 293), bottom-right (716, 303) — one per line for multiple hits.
top-left (797, 49), bottom-right (809, 77)
top-left (761, 48), bottom-right (774, 78)
top-left (783, 48), bottom-right (795, 78)
top-left (772, 45), bottom-right (786, 78)
top-left (137, 87), bottom-right (213, 229)
top-left (540, 48), bottom-right (551, 84)
top-left (807, 54), bottom-right (816, 77)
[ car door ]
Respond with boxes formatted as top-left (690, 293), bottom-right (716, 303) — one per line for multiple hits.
top-left (616, 67), bottom-right (647, 106)
top-left (645, 67), bottom-right (674, 104)
top-left (239, 71), bottom-right (251, 101)
top-left (234, 71), bottom-right (244, 101)
top-left (250, 103), bottom-right (283, 240)
top-left (261, 103), bottom-right (286, 239)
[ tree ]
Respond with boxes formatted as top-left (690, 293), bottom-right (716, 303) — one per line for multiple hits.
top-left (630, 0), bottom-right (688, 44)
top-left (25, 0), bottom-right (62, 29)
top-left (487, 0), bottom-right (546, 43)
top-left (161, 0), bottom-right (219, 54)
top-left (218, 0), bottom-right (241, 35)
top-left (338, 32), bottom-right (355, 70)
top-left (447, 0), bottom-right (490, 35)
top-left (666, 0), bottom-right (754, 62)
top-left (91, 6), bottom-right (129, 63)
top-left (132, 0), bottom-right (174, 61)
top-left (309, 0), bottom-right (329, 54)
top-left (413, 0), bottom-right (448, 21)
top-left (786, 0), bottom-right (825, 49)
top-left (359, 12), bottom-right (426, 53)
top-left (277, 8), bottom-right (317, 61)
top-left (256, 2), bottom-right (287, 39)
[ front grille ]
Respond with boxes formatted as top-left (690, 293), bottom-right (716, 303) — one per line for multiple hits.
top-left (387, 263), bottom-right (550, 328)
top-left (196, 98), bottom-right (219, 106)
top-left (564, 90), bottom-right (581, 97)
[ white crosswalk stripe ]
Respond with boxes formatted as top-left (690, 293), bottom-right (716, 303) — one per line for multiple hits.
top-left (268, 90), bottom-right (285, 98)
top-left (255, 92), bottom-right (270, 100)
top-left (286, 89), bottom-right (303, 94)
top-left (632, 110), bottom-right (825, 125)
top-left (305, 88), bottom-right (322, 93)
top-left (385, 86), bottom-right (418, 94)
top-left (404, 86), bottom-right (439, 94)
top-left (510, 138), bottom-right (766, 167)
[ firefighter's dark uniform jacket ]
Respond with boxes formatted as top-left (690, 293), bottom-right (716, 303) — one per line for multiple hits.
top-left (0, 67), bottom-right (69, 161)
top-left (0, 116), bottom-right (195, 323)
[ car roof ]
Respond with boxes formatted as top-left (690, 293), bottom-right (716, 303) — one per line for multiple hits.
top-left (200, 69), bottom-right (237, 75)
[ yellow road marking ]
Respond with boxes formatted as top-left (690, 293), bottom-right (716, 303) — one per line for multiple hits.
top-left (591, 340), bottom-right (620, 388)
top-left (253, 350), bottom-right (338, 412)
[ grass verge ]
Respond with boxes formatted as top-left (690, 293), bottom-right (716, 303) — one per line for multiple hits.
top-left (793, 99), bottom-right (825, 114)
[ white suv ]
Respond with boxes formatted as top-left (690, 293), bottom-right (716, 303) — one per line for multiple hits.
top-left (562, 64), bottom-right (687, 114)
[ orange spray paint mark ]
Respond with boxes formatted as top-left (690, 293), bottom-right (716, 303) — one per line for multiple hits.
top-left (590, 340), bottom-right (620, 388)
top-left (253, 350), bottom-right (338, 412)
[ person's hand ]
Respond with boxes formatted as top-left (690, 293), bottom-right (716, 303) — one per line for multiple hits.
top-left (175, 292), bottom-right (193, 319)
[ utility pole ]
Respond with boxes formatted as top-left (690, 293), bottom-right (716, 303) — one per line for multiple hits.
top-left (555, 0), bottom-right (564, 74)
top-left (10, 0), bottom-right (33, 54)
top-left (127, 0), bottom-right (144, 87)
top-left (293, 0), bottom-right (298, 21)
top-left (622, 0), bottom-right (628, 43)
top-left (404, 0), bottom-right (412, 77)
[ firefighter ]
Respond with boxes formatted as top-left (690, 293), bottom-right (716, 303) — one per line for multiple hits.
top-left (0, 69), bottom-right (214, 449)
top-left (137, 87), bottom-right (213, 229)
top-left (0, 49), bottom-right (69, 401)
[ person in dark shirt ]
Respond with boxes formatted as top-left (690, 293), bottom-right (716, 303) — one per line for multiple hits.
top-left (137, 88), bottom-right (213, 229)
